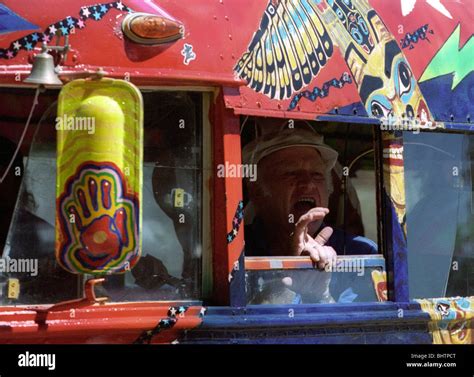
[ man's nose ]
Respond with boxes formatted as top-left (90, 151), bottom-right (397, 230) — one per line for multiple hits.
top-left (296, 172), bottom-right (317, 188)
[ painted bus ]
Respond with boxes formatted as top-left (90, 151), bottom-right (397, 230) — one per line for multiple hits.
top-left (0, 0), bottom-right (472, 344)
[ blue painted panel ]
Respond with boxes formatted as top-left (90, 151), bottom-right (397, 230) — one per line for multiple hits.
top-left (229, 249), bottom-right (246, 307)
top-left (383, 183), bottom-right (410, 302)
top-left (0, 4), bottom-right (39, 35)
top-left (419, 72), bottom-right (474, 124)
top-left (189, 300), bottom-right (433, 344)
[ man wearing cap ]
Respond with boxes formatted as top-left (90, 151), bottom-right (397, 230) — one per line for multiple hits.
top-left (243, 128), bottom-right (378, 271)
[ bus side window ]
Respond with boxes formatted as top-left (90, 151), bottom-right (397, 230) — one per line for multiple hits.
top-left (404, 132), bottom-right (474, 299)
top-left (241, 118), bottom-right (383, 305)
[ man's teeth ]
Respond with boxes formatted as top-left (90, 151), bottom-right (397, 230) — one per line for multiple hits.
top-left (297, 198), bottom-right (315, 205)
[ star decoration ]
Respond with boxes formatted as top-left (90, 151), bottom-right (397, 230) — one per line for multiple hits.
top-left (169, 307), bottom-right (177, 316)
top-left (93, 11), bottom-right (102, 20)
top-left (77, 19), bottom-right (85, 29)
top-left (49, 25), bottom-right (57, 34)
top-left (100, 5), bottom-right (108, 13)
top-left (13, 41), bottom-right (21, 50)
top-left (67, 17), bottom-right (75, 27)
top-left (116, 1), bottom-right (124, 10)
top-left (232, 229), bottom-right (238, 236)
top-left (25, 42), bottom-right (33, 51)
top-left (60, 26), bottom-right (69, 36)
top-left (199, 307), bottom-right (207, 317)
top-left (31, 33), bottom-right (39, 42)
top-left (81, 7), bottom-right (91, 18)
top-left (6, 51), bottom-right (14, 59)
top-left (42, 34), bottom-right (51, 43)
top-left (178, 306), bottom-right (186, 314)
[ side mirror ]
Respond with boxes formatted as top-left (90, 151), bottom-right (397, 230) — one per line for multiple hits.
top-left (56, 78), bottom-right (143, 275)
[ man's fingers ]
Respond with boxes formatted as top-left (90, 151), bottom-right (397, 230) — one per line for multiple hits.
top-left (314, 226), bottom-right (334, 246)
top-left (295, 208), bottom-right (329, 230)
top-left (313, 245), bottom-right (337, 270)
top-left (317, 246), bottom-right (331, 270)
top-left (301, 245), bottom-right (320, 263)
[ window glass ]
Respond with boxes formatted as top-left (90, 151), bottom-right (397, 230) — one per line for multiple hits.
top-left (404, 132), bottom-right (474, 299)
top-left (0, 90), bottom-right (204, 304)
top-left (246, 256), bottom-right (386, 304)
top-left (241, 118), bottom-right (383, 304)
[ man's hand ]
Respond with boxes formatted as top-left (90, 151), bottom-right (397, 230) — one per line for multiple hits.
top-left (291, 207), bottom-right (337, 270)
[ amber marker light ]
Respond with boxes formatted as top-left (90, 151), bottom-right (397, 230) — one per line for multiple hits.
top-left (122, 12), bottom-right (184, 45)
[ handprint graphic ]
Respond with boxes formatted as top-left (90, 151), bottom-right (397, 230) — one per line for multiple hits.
top-left (57, 162), bottom-right (140, 274)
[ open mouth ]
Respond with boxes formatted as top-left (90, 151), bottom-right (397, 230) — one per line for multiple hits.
top-left (292, 196), bottom-right (317, 215)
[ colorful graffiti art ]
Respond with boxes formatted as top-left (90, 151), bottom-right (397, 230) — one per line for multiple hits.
top-left (0, 1), bottom-right (132, 60)
top-left (56, 79), bottom-right (143, 274)
top-left (400, 24), bottom-right (434, 50)
top-left (419, 23), bottom-right (473, 90)
top-left (288, 71), bottom-right (352, 110)
top-left (234, 0), bottom-right (334, 100)
top-left (235, 0), bottom-right (436, 127)
top-left (226, 200), bottom-right (244, 244)
top-left (58, 162), bottom-right (139, 273)
top-left (371, 270), bottom-right (387, 302)
top-left (417, 297), bottom-right (474, 344)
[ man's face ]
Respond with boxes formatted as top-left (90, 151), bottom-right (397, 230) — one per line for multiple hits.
top-left (250, 147), bottom-right (329, 231)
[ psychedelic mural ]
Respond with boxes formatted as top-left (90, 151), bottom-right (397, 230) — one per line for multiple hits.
top-left (418, 297), bottom-right (474, 344)
top-left (234, 0), bottom-right (437, 126)
top-left (234, 0), bottom-right (473, 125)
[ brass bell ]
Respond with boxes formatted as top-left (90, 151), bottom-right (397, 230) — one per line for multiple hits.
top-left (24, 49), bottom-right (62, 86)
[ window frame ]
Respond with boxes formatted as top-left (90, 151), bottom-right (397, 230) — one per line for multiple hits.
top-left (0, 87), bottom-right (214, 307)
top-left (230, 120), bottom-right (474, 307)
top-left (230, 116), bottom-right (390, 306)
